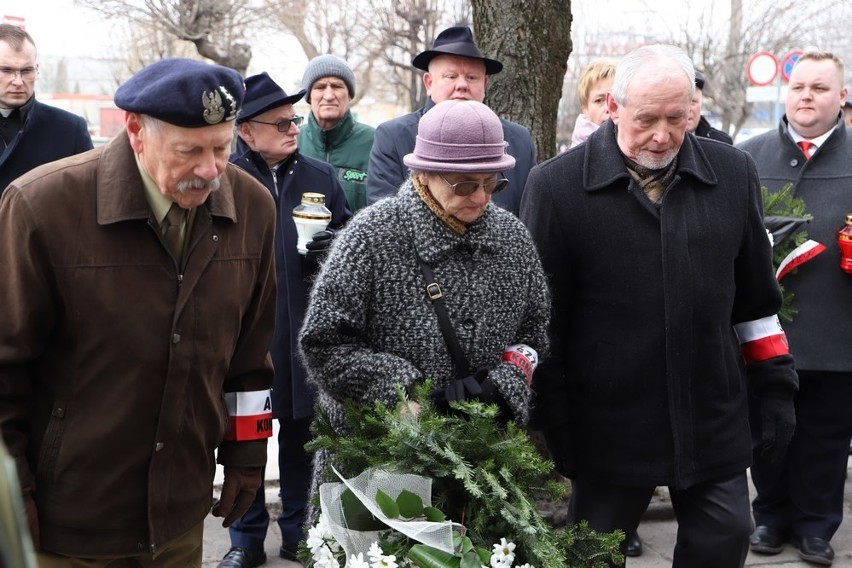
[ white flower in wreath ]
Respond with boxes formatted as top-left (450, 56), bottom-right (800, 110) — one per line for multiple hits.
top-left (367, 542), bottom-right (398, 568)
top-left (307, 514), bottom-right (336, 554)
top-left (490, 538), bottom-right (517, 568)
top-left (313, 544), bottom-right (339, 568)
top-left (347, 552), bottom-right (370, 568)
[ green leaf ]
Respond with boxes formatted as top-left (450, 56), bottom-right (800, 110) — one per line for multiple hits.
top-left (460, 551), bottom-right (483, 568)
top-left (397, 489), bottom-right (425, 518)
top-left (476, 548), bottom-right (491, 564)
top-left (424, 506), bottom-right (446, 522)
top-left (460, 536), bottom-right (474, 554)
top-left (407, 544), bottom-right (461, 568)
top-left (341, 488), bottom-right (386, 531)
top-left (376, 489), bottom-right (400, 518)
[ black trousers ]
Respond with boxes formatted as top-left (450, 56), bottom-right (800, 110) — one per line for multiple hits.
top-left (749, 370), bottom-right (852, 540)
top-left (569, 472), bottom-right (751, 567)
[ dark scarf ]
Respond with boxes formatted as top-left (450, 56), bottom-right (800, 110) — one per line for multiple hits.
top-left (623, 155), bottom-right (678, 204)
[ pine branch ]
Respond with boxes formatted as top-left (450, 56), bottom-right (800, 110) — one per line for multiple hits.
top-left (310, 382), bottom-right (622, 568)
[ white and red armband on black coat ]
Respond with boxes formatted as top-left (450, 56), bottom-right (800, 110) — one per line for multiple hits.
top-left (733, 315), bottom-right (790, 364)
top-left (502, 344), bottom-right (539, 386)
top-left (224, 389), bottom-right (273, 441)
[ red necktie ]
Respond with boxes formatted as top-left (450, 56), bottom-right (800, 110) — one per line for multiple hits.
top-left (798, 140), bottom-right (814, 159)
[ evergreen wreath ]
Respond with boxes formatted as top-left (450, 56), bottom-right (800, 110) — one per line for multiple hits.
top-left (304, 381), bottom-right (623, 568)
top-left (762, 184), bottom-right (813, 322)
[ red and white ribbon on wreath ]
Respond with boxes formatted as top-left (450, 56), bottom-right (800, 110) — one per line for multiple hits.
top-left (776, 239), bottom-right (826, 281)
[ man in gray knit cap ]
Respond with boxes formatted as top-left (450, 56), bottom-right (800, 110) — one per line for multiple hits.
top-left (298, 54), bottom-right (375, 212)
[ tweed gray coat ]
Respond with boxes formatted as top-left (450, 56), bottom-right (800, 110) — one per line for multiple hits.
top-left (299, 180), bottom-right (550, 492)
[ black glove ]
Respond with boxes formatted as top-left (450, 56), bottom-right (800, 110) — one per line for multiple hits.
top-left (430, 369), bottom-right (487, 412)
top-left (305, 229), bottom-right (336, 262)
top-left (759, 388), bottom-right (796, 464)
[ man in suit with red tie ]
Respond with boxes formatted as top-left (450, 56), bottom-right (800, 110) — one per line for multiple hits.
top-left (738, 51), bottom-right (852, 566)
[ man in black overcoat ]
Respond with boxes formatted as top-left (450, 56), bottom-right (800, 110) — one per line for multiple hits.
top-left (521, 44), bottom-right (798, 568)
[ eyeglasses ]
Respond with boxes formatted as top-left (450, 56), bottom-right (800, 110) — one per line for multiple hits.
top-left (438, 174), bottom-right (509, 196)
top-left (247, 115), bottom-right (303, 132)
top-left (0, 67), bottom-right (37, 81)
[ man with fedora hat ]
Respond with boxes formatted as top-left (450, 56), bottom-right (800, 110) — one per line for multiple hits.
top-left (0, 58), bottom-right (278, 565)
top-left (219, 71), bottom-right (351, 568)
top-left (367, 25), bottom-right (536, 216)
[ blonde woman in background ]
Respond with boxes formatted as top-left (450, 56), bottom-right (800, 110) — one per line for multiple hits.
top-left (569, 57), bottom-right (617, 148)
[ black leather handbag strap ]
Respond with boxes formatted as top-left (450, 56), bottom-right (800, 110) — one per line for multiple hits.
top-left (416, 254), bottom-right (470, 378)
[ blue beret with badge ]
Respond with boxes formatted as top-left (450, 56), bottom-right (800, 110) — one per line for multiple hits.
top-left (114, 58), bottom-right (244, 128)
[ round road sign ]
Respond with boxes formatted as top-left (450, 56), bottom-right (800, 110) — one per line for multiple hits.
top-left (781, 50), bottom-right (804, 82)
top-left (747, 51), bottom-right (779, 86)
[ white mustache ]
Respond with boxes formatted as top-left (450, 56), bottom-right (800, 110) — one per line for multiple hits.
top-left (176, 178), bottom-right (220, 193)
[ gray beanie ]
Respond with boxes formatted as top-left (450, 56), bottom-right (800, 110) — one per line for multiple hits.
top-left (302, 54), bottom-right (356, 101)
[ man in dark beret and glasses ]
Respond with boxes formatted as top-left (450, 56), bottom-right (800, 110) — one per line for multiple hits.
top-left (0, 58), bottom-right (277, 566)
top-left (219, 71), bottom-right (351, 568)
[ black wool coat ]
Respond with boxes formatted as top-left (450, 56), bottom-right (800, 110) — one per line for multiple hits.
top-left (0, 99), bottom-right (92, 194)
top-left (520, 122), bottom-right (794, 489)
top-left (230, 143), bottom-right (352, 420)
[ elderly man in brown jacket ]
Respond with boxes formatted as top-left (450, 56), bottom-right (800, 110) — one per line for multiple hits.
top-left (0, 58), bottom-right (277, 566)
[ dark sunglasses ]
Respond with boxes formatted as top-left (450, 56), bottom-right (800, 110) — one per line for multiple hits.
top-left (247, 115), bottom-right (304, 132)
top-left (438, 174), bottom-right (509, 196)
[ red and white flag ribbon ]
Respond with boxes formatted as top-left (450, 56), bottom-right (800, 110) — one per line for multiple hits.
top-left (224, 389), bottom-right (273, 441)
top-left (776, 239), bottom-right (826, 281)
top-left (733, 315), bottom-right (790, 364)
top-left (503, 344), bottom-right (539, 386)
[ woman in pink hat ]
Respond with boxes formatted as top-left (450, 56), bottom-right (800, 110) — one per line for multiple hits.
top-left (299, 99), bottom-right (551, 500)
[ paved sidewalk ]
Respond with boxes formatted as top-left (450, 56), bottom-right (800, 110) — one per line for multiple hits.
top-left (202, 425), bottom-right (852, 567)
top-left (628, 464), bottom-right (852, 567)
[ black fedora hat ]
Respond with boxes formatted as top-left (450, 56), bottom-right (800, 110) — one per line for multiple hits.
top-left (237, 72), bottom-right (305, 123)
top-left (412, 26), bottom-right (503, 75)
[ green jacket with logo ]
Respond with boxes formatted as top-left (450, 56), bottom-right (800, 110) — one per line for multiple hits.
top-left (299, 110), bottom-right (375, 212)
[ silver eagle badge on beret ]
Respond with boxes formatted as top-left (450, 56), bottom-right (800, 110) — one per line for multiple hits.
top-left (202, 89), bottom-right (225, 124)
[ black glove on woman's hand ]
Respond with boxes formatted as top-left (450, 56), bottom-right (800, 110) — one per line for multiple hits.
top-left (430, 369), bottom-right (487, 411)
top-left (305, 229), bottom-right (336, 262)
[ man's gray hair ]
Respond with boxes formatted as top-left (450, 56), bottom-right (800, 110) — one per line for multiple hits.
top-left (611, 44), bottom-right (695, 107)
top-left (139, 114), bottom-right (165, 135)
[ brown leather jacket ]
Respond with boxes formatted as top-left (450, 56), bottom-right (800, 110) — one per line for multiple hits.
top-left (0, 132), bottom-right (276, 556)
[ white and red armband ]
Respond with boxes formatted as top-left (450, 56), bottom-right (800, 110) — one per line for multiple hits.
top-left (502, 344), bottom-right (539, 386)
top-left (733, 315), bottom-right (790, 364)
top-left (224, 389), bottom-right (273, 441)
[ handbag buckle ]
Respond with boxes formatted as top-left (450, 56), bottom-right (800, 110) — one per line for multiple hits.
top-left (426, 282), bottom-right (443, 301)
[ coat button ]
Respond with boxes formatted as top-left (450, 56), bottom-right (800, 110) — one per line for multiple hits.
top-left (172, 333), bottom-right (181, 344)
top-left (212, 235), bottom-right (219, 242)
top-left (52, 407), bottom-right (65, 418)
top-left (462, 318), bottom-right (475, 330)
top-left (155, 442), bottom-right (165, 452)
top-left (790, 158), bottom-right (800, 167)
